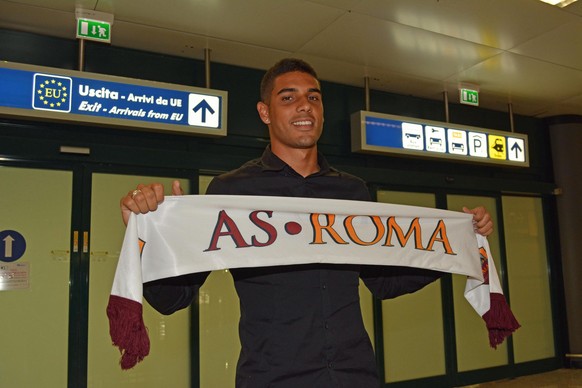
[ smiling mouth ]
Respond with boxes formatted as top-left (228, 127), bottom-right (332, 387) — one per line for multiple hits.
top-left (292, 120), bottom-right (313, 126)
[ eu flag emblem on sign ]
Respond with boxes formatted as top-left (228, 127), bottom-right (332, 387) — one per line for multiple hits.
top-left (32, 73), bottom-right (72, 113)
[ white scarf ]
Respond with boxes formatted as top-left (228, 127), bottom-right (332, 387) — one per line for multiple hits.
top-left (107, 195), bottom-right (519, 369)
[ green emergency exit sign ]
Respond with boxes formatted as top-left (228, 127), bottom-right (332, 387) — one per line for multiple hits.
top-left (76, 18), bottom-right (111, 43)
top-left (460, 88), bottom-right (479, 106)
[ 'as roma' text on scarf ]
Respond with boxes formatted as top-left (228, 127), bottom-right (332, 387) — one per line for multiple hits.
top-left (107, 195), bottom-right (520, 369)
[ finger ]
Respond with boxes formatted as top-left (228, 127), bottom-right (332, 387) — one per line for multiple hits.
top-left (120, 191), bottom-right (140, 225)
top-left (476, 219), bottom-right (494, 236)
top-left (133, 184), bottom-right (164, 214)
top-left (120, 183), bottom-right (166, 225)
top-left (462, 206), bottom-right (493, 236)
top-left (172, 180), bottom-right (184, 196)
top-left (463, 206), bottom-right (486, 222)
top-left (464, 205), bottom-right (483, 215)
top-left (474, 211), bottom-right (491, 229)
top-left (150, 183), bottom-right (165, 201)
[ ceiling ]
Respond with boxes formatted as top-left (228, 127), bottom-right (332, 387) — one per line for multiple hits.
top-left (1, 0), bottom-right (582, 118)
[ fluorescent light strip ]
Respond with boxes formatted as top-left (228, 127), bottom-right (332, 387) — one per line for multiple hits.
top-left (539, 0), bottom-right (578, 7)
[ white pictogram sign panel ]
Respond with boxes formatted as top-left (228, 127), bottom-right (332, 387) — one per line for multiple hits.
top-left (425, 126), bottom-right (446, 153)
top-left (402, 122), bottom-right (423, 150)
top-left (188, 94), bottom-right (220, 128)
top-left (448, 129), bottom-right (468, 155)
top-left (468, 132), bottom-right (488, 158)
top-left (507, 138), bottom-right (526, 162)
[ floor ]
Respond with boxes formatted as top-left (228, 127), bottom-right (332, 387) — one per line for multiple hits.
top-left (464, 369), bottom-right (582, 387)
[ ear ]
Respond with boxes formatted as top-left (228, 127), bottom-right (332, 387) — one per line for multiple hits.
top-left (257, 101), bottom-right (270, 124)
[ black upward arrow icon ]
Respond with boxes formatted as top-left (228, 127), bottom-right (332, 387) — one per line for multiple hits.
top-left (193, 99), bottom-right (215, 123)
top-left (511, 142), bottom-right (522, 158)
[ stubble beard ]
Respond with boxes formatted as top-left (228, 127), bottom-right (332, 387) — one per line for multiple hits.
top-left (294, 136), bottom-right (318, 149)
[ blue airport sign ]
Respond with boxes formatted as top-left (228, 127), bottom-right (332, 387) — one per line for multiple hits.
top-left (0, 62), bottom-right (227, 136)
top-left (351, 111), bottom-right (528, 167)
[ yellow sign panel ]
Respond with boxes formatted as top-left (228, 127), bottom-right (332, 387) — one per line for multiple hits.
top-left (488, 134), bottom-right (506, 160)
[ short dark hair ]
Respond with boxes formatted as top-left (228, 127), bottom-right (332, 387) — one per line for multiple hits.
top-left (260, 58), bottom-right (319, 103)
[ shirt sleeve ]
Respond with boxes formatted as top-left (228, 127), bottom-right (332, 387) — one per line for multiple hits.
top-left (143, 175), bottom-right (229, 315)
top-left (360, 265), bottom-right (444, 300)
top-left (143, 272), bottom-right (210, 315)
top-left (352, 177), bottom-right (444, 299)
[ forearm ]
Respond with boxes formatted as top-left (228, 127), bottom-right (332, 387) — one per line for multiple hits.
top-left (361, 265), bottom-right (443, 300)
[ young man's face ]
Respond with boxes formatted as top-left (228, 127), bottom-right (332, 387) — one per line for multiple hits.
top-left (257, 71), bottom-right (324, 151)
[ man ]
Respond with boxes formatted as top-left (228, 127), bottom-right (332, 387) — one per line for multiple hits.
top-left (121, 58), bottom-right (493, 387)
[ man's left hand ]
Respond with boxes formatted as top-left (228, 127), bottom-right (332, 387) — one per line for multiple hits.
top-left (463, 206), bottom-right (493, 236)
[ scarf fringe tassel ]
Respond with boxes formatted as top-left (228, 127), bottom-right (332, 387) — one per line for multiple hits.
top-left (483, 292), bottom-right (521, 349)
top-left (107, 295), bottom-right (151, 370)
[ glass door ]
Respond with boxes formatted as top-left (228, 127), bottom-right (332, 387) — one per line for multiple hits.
top-left (501, 195), bottom-right (554, 363)
top-left (0, 166), bottom-right (73, 388)
top-left (197, 175), bottom-right (240, 388)
top-left (376, 190), bottom-right (445, 383)
top-left (87, 173), bottom-right (192, 388)
top-left (446, 194), bottom-right (508, 372)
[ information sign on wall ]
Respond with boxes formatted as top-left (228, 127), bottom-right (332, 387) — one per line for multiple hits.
top-left (0, 62), bottom-right (228, 136)
top-left (0, 262), bottom-right (30, 291)
top-left (351, 111), bottom-right (528, 167)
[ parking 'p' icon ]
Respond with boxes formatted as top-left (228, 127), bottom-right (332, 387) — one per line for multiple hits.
top-left (469, 132), bottom-right (488, 158)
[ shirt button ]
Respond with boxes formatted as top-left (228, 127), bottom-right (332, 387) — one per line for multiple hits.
top-left (325, 322), bottom-right (329, 329)
top-left (328, 362), bottom-right (334, 369)
top-left (321, 283), bottom-right (327, 290)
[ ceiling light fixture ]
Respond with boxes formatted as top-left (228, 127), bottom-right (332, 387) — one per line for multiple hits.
top-left (539, 0), bottom-right (578, 7)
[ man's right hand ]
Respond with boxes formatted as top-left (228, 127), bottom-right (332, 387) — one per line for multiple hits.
top-left (120, 180), bottom-right (183, 226)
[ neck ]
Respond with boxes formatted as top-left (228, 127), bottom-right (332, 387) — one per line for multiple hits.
top-left (271, 145), bottom-right (320, 177)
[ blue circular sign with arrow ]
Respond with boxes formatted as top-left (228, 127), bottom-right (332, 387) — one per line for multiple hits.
top-left (0, 230), bottom-right (26, 262)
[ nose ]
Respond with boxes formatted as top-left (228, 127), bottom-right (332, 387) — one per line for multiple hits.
top-left (296, 95), bottom-right (312, 112)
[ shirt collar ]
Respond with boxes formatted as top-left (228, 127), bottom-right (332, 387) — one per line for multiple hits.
top-left (260, 145), bottom-right (338, 176)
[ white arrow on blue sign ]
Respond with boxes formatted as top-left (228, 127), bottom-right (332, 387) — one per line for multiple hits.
top-left (0, 230), bottom-right (26, 262)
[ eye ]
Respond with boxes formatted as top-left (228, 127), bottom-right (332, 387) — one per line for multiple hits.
top-left (308, 95), bottom-right (320, 101)
top-left (281, 95), bottom-right (293, 102)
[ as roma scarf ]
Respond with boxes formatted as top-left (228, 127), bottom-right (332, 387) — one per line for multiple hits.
top-left (107, 195), bottom-right (520, 369)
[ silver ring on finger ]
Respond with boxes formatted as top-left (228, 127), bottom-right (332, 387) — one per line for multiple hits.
top-left (131, 189), bottom-right (142, 199)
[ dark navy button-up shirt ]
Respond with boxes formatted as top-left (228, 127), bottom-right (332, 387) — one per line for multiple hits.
top-left (144, 146), bottom-right (441, 388)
